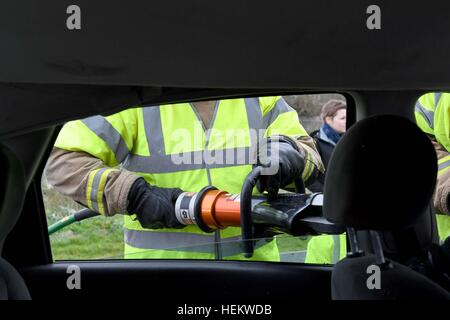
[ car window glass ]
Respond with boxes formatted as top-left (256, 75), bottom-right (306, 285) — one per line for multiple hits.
top-left (42, 93), bottom-right (347, 264)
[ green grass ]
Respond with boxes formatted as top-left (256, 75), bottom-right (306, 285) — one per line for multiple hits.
top-left (44, 185), bottom-right (124, 260)
top-left (49, 215), bottom-right (124, 260)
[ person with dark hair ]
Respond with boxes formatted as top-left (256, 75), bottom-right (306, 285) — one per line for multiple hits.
top-left (308, 99), bottom-right (346, 193)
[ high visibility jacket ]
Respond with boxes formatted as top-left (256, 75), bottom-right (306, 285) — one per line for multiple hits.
top-left (304, 234), bottom-right (346, 264)
top-left (306, 93), bottom-right (450, 265)
top-left (415, 92), bottom-right (450, 242)
top-left (415, 93), bottom-right (450, 151)
top-left (54, 96), bottom-right (317, 260)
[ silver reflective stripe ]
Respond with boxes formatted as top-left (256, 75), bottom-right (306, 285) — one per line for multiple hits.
top-left (244, 98), bottom-right (264, 155)
top-left (262, 98), bottom-right (294, 129)
top-left (124, 153), bottom-right (203, 173)
top-left (435, 92), bottom-right (442, 106)
top-left (439, 159), bottom-right (450, 172)
top-left (124, 147), bottom-right (256, 173)
top-left (90, 168), bottom-right (108, 212)
top-left (125, 229), bottom-right (218, 251)
top-left (124, 229), bottom-right (268, 256)
top-left (332, 235), bottom-right (341, 264)
top-left (82, 116), bottom-right (130, 163)
top-left (415, 101), bottom-right (434, 130)
top-left (221, 238), bottom-right (268, 257)
top-left (143, 107), bottom-right (166, 156)
top-left (244, 98), bottom-right (263, 131)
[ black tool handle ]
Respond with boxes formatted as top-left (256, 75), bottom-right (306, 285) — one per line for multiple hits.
top-left (240, 167), bottom-right (263, 258)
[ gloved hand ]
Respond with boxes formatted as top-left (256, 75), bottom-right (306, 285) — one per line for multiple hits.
top-left (127, 178), bottom-right (184, 229)
top-left (256, 135), bottom-right (305, 198)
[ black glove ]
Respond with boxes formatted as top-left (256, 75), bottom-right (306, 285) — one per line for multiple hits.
top-left (256, 135), bottom-right (305, 198)
top-left (127, 178), bottom-right (184, 229)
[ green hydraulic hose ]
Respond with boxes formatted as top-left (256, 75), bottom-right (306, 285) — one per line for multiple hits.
top-left (48, 209), bottom-right (100, 235)
top-left (48, 215), bottom-right (77, 235)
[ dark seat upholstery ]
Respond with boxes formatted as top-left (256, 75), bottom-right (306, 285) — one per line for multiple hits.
top-left (323, 114), bottom-right (450, 300)
top-left (0, 258), bottom-right (31, 300)
top-left (0, 145), bottom-right (31, 300)
top-left (332, 254), bottom-right (449, 300)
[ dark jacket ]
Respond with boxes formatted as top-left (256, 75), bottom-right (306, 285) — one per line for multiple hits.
top-left (308, 128), bottom-right (338, 192)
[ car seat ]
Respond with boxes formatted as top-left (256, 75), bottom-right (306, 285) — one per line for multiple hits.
top-left (0, 144), bottom-right (31, 300)
top-left (323, 114), bottom-right (450, 299)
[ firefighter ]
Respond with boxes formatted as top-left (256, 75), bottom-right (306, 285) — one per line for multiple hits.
top-left (46, 96), bottom-right (324, 260)
top-left (415, 92), bottom-right (450, 242)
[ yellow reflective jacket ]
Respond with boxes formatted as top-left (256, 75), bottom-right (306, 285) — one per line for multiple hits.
top-left (415, 92), bottom-right (450, 241)
top-left (54, 96), bottom-right (320, 260)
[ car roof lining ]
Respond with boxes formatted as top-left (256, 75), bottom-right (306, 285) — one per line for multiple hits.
top-left (1, 1), bottom-right (450, 136)
top-left (1, 1), bottom-right (450, 89)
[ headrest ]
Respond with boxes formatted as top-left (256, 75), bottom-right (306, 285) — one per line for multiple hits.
top-left (323, 115), bottom-right (437, 230)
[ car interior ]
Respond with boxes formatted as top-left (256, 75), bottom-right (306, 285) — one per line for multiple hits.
top-left (1, 1), bottom-right (450, 301)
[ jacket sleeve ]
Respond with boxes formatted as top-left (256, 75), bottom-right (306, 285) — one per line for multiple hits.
top-left (292, 135), bottom-right (325, 187)
top-left (48, 108), bottom-right (140, 216)
top-left (260, 96), bottom-right (325, 187)
top-left (46, 148), bottom-right (139, 216)
top-left (431, 138), bottom-right (450, 215)
top-left (54, 108), bottom-right (139, 166)
top-left (415, 93), bottom-right (436, 136)
top-left (415, 93), bottom-right (450, 214)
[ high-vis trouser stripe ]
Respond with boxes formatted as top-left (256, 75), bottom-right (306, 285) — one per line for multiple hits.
top-left (415, 101), bottom-right (435, 130)
top-left (124, 229), bottom-right (268, 256)
top-left (438, 156), bottom-right (450, 176)
top-left (82, 116), bottom-right (130, 163)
